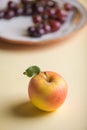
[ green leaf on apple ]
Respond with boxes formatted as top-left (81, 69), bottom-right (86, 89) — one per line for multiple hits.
top-left (23, 65), bottom-right (40, 77)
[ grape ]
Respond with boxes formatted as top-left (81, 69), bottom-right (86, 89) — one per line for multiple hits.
top-left (64, 3), bottom-right (73, 11)
top-left (33, 15), bottom-right (42, 23)
top-left (49, 19), bottom-right (61, 32)
top-left (8, 1), bottom-right (17, 9)
top-left (4, 9), bottom-right (15, 19)
top-left (15, 7), bottom-right (24, 16)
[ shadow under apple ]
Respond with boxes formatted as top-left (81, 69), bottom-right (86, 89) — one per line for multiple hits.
top-left (10, 101), bottom-right (50, 118)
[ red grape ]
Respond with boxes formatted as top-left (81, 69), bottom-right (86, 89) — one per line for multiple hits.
top-left (64, 3), bottom-right (73, 11)
top-left (33, 15), bottom-right (42, 23)
top-left (49, 19), bottom-right (61, 32)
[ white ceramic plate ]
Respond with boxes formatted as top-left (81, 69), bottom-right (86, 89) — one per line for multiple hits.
top-left (0, 0), bottom-right (87, 45)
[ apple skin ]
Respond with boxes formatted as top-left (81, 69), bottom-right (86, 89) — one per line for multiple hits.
top-left (28, 71), bottom-right (68, 112)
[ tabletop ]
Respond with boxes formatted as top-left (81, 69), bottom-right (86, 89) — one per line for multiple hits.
top-left (0, 0), bottom-right (87, 130)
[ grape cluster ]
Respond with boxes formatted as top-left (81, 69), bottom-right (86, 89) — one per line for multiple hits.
top-left (0, 0), bottom-right (73, 38)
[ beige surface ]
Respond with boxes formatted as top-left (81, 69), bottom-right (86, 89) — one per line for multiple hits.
top-left (0, 0), bottom-right (87, 130)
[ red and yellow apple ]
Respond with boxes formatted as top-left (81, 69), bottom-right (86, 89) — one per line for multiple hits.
top-left (23, 66), bottom-right (68, 112)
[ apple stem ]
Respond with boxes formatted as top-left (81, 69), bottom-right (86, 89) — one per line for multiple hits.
top-left (44, 72), bottom-right (50, 82)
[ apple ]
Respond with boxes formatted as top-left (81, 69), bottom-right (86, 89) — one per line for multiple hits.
top-left (23, 66), bottom-right (68, 112)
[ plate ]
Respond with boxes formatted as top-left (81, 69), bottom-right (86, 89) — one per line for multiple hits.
top-left (0, 0), bottom-right (87, 45)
